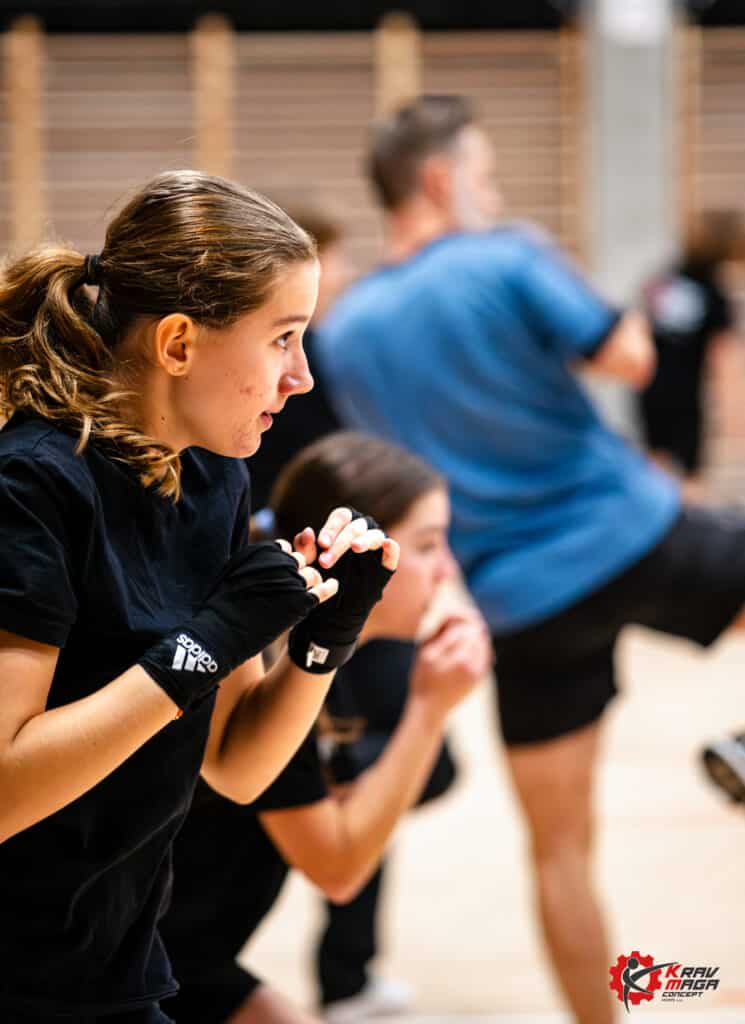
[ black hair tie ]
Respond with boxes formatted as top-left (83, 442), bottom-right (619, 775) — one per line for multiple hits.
top-left (83, 254), bottom-right (103, 287)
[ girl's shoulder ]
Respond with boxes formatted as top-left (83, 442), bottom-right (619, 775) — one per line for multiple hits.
top-left (0, 413), bottom-right (97, 505)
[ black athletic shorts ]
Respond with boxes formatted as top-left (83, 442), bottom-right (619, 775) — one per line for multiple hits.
top-left (493, 504), bottom-right (745, 746)
top-left (163, 963), bottom-right (261, 1024)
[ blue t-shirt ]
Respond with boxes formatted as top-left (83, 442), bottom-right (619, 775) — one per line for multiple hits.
top-left (317, 226), bottom-right (680, 632)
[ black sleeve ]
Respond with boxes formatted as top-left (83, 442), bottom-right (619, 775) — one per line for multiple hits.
top-left (0, 454), bottom-right (81, 646)
top-left (706, 282), bottom-right (735, 335)
top-left (252, 727), bottom-right (328, 813)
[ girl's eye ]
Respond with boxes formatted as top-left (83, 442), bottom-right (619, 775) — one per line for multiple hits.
top-left (275, 333), bottom-right (292, 351)
top-left (416, 543), bottom-right (438, 555)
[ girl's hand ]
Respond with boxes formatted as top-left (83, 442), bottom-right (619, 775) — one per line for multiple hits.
top-left (274, 537), bottom-right (338, 605)
top-left (286, 508), bottom-right (398, 674)
top-left (286, 508), bottom-right (399, 575)
top-left (409, 610), bottom-right (492, 718)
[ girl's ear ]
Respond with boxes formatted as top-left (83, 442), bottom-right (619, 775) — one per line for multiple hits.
top-left (152, 314), bottom-right (200, 376)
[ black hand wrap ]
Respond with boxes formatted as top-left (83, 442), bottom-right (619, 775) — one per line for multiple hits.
top-left (139, 542), bottom-right (318, 712)
top-left (288, 511), bottom-right (394, 674)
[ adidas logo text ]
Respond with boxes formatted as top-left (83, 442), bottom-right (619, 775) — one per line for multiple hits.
top-left (171, 633), bottom-right (218, 674)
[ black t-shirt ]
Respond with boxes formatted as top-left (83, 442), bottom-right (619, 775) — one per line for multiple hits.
top-left (321, 639), bottom-right (416, 782)
top-left (641, 264), bottom-right (734, 410)
top-left (161, 640), bottom-right (417, 989)
top-left (160, 726), bottom-right (328, 983)
top-left (162, 640), bottom-right (456, 1017)
top-left (246, 328), bottom-right (340, 510)
top-left (0, 413), bottom-right (250, 1017)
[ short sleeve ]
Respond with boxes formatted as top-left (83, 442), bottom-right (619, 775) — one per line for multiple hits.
top-left (0, 455), bottom-right (80, 646)
top-left (706, 282), bottom-right (735, 335)
top-left (252, 728), bottom-right (328, 812)
top-left (508, 230), bottom-right (622, 359)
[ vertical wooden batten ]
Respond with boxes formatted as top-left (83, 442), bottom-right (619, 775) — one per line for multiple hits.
top-left (558, 21), bottom-right (587, 265)
top-left (374, 11), bottom-right (421, 117)
top-left (5, 16), bottom-right (46, 251)
top-left (191, 13), bottom-right (235, 177)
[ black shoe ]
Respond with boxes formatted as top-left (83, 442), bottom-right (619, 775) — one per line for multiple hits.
top-left (701, 734), bottom-right (745, 804)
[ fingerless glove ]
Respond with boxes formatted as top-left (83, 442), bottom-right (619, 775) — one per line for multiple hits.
top-left (288, 513), bottom-right (394, 674)
top-left (140, 542), bottom-right (318, 711)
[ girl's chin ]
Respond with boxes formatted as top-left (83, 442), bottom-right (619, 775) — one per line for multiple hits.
top-left (233, 427), bottom-right (262, 458)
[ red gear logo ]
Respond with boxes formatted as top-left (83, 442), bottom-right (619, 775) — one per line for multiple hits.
top-left (609, 952), bottom-right (664, 1008)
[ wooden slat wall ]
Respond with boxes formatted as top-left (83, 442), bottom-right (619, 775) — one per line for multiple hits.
top-left (693, 28), bottom-right (745, 215)
top-left (232, 30), bottom-right (583, 269)
top-left (422, 31), bottom-right (582, 258)
top-left (44, 34), bottom-right (193, 254)
top-left (5, 17), bottom-right (46, 252)
top-left (1, 28), bottom-right (584, 270)
top-left (0, 44), bottom-right (13, 252)
top-left (232, 33), bottom-right (380, 270)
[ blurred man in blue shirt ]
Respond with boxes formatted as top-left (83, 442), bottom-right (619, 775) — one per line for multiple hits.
top-left (317, 95), bottom-right (745, 1024)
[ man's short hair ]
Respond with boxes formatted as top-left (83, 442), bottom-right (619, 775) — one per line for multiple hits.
top-left (368, 95), bottom-right (475, 211)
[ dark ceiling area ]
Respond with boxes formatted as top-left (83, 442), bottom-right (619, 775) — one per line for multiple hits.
top-left (1, 1), bottom-right (572, 33)
top-left (1, 1), bottom-right (743, 34)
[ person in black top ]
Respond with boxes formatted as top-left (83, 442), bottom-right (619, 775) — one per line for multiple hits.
top-left (161, 431), bottom-right (491, 1024)
top-left (638, 209), bottom-right (744, 499)
top-left (0, 171), bottom-right (397, 1023)
top-left (315, 635), bottom-right (459, 1022)
top-left (248, 206), bottom-right (426, 1017)
top-left (247, 207), bottom-right (349, 510)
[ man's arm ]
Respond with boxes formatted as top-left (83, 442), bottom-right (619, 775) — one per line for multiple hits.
top-left (583, 311), bottom-right (657, 389)
top-left (506, 229), bottom-right (655, 387)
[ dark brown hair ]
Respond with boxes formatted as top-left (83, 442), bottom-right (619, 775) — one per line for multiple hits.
top-left (368, 94), bottom-right (475, 211)
top-left (684, 208), bottom-right (745, 271)
top-left (284, 205), bottom-right (343, 252)
top-left (0, 170), bottom-right (316, 497)
top-left (269, 431), bottom-right (444, 539)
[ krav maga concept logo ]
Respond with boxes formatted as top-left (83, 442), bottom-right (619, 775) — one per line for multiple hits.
top-left (609, 951), bottom-right (720, 1012)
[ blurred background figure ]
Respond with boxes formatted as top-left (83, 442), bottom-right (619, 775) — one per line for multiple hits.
top-left (160, 432), bottom-right (490, 1024)
top-left (638, 208), bottom-right (745, 501)
top-left (316, 93), bottom-right (745, 1024)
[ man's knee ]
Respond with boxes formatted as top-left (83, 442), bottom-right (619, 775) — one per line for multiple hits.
top-left (506, 721), bottom-right (602, 862)
top-left (529, 821), bottom-right (594, 870)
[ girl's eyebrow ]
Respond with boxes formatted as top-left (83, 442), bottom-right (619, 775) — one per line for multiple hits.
top-left (272, 314), bottom-right (309, 328)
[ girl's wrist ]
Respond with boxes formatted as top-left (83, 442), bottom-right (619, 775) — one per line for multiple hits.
top-left (404, 690), bottom-right (449, 732)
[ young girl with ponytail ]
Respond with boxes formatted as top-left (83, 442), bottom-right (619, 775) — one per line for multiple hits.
top-left (0, 171), bottom-right (396, 1023)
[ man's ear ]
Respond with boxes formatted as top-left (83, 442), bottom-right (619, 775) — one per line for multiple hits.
top-left (151, 314), bottom-right (200, 377)
top-left (419, 154), bottom-right (453, 209)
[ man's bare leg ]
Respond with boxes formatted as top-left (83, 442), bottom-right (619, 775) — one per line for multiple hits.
top-left (506, 719), bottom-right (614, 1024)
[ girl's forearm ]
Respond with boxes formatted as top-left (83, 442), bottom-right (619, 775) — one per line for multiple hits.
top-left (0, 666), bottom-right (176, 843)
top-left (208, 652), bottom-right (335, 803)
top-left (329, 694), bottom-right (447, 897)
